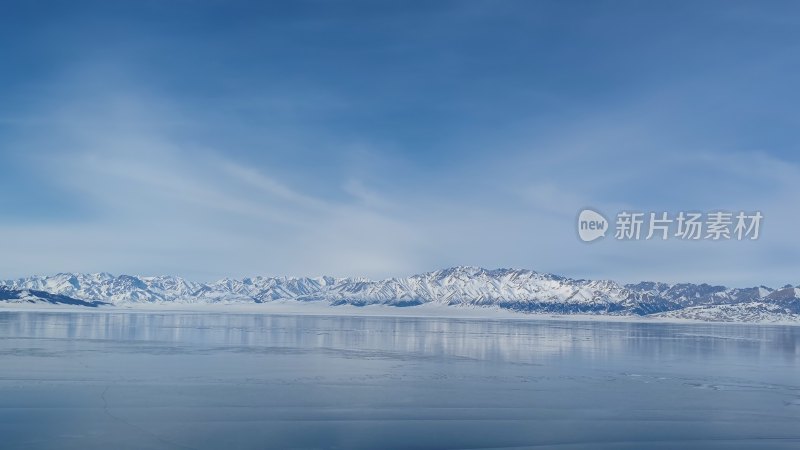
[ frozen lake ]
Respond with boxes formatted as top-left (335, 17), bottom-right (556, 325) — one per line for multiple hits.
top-left (1, 311), bottom-right (799, 449)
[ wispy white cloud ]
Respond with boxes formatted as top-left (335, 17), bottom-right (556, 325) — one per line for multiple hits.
top-left (0, 81), bottom-right (429, 279)
top-left (3, 63), bottom-right (800, 287)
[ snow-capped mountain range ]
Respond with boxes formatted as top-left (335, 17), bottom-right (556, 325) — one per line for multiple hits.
top-left (2, 267), bottom-right (799, 322)
top-left (0, 286), bottom-right (107, 307)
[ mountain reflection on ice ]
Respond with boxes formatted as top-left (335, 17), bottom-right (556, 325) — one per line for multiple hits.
top-left (1, 311), bottom-right (799, 449)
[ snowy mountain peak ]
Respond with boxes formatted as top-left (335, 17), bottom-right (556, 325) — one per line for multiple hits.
top-left (2, 268), bottom-right (799, 322)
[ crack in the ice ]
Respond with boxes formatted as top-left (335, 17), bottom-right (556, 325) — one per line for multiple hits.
top-left (100, 386), bottom-right (197, 450)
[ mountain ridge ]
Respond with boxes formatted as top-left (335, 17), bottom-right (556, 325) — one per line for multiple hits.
top-left (2, 266), bottom-right (799, 322)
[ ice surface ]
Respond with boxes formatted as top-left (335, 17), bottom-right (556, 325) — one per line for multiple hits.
top-left (0, 311), bottom-right (799, 449)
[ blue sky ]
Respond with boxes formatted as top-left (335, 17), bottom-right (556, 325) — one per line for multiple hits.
top-left (1, 0), bottom-right (800, 285)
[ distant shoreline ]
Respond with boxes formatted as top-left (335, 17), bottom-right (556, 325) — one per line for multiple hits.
top-left (2, 301), bottom-right (798, 326)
